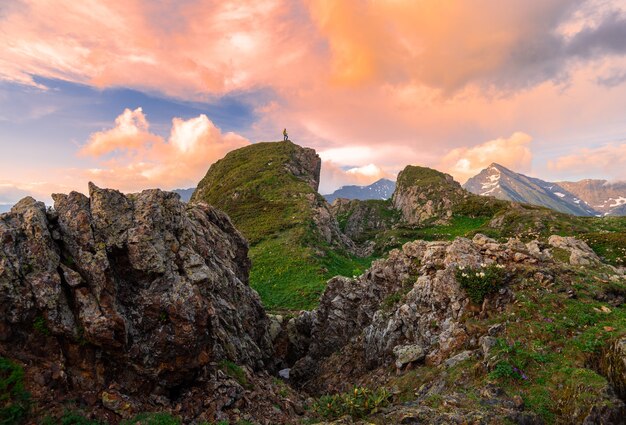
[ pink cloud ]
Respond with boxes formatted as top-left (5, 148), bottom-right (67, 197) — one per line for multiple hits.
top-left (2, 1), bottom-right (626, 192)
top-left (439, 132), bottom-right (533, 183)
top-left (319, 161), bottom-right (393, 194)
top-left (79, 108), bottom-right (249, 191)
top-left (548, 142), bottom-right (626, 180)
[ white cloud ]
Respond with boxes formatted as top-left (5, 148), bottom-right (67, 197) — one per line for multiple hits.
top-left (79, 108), bottom-right (250, 191)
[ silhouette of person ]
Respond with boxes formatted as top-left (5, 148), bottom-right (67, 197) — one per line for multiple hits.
top-left (283, 128), bottom-right (288, 141)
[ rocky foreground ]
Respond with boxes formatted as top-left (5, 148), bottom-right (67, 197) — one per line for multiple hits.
top-left (1, 185), bottom-right (626, 424)
top-left (0, 185), bottom-right (305, 423)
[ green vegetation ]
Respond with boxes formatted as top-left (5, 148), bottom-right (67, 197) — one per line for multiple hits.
top-left (33, 316), bottom-right (50, 336)
top-left (192, 141), bottom-right (318, 244)
top-left (249, 231), bottom-right (372, 310)
top-left (192, 141), bottom-right (373, 311)
top-left (452, 195), bottom-right (509, 218)
top-left (582, 232), bottom-right (626, 267)
top-left (378, 264), bottom-right (626, 424)
top-left (218, 360), bottom-right (251, 389)
top-left (0, 357), bottom-right (30, 425)
top-left (313, 387), bottom-right (391, 420)
top-left (456, 263), bottom-right (508, 304)
top-left (396, 165), bottom-right (453, 188)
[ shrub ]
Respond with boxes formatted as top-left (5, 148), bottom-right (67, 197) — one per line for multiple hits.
top-left (0, 357), bottom-right (31, 425)
top-left (456, 263), bottom-right (508, 304)
top-left (314, 387), bottom-right (391, 420)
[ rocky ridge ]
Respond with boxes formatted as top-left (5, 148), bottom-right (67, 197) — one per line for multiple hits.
top-left (0, 184), bottom-right (308, 423)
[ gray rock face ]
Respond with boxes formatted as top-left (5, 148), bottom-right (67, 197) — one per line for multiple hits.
top-left (285, 144), bottom-right (322, 192)
top-left (548, 235), bottom-right (601, 266)
top-left (393, 344), bottom-right (425, 368)
top-left (0, 185), bottom-right (272, 411)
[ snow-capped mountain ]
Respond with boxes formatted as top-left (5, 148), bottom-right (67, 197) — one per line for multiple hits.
top-left (324, 178), bottom-right (396, 203)
top-left (557, 180), bottom-right (626, 216)
top-left (464, 163), bottom-right (599, 217)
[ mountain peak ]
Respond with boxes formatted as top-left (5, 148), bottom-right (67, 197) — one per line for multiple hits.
top-left (464, 164), bottom-right (599, 216)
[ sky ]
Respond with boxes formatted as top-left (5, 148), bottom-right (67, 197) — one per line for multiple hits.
top-left (1, 0), bottom-right (626, 207)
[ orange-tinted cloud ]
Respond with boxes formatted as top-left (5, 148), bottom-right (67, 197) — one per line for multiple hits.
top-left (319, 161), bottom-right (393, 194)
top-left (0, 0), bottom-right (319, 98)
top-left (2, 1), bottom-right (626, 194)
top-left (439, 132), bottom-right (533, 183)
top-left (548, 142), bottom-right (626, 180)
top-left (79, 108), bottom-right (249, 191)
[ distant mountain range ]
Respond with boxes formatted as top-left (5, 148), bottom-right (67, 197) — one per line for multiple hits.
top-left (557, 179), bottom-right (626, 216)
top-left (464, 163), bottom-right (626, 216)
top-left (0, 204), bottom-right (12, 214)
top-left (323, 178), bottom-right (396, 203)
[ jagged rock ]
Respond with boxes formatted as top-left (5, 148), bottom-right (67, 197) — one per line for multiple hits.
top-left (0, 185), bottom-right (280, 422)
top-left (393, 344), bottom-right (425, 368)
top-left (548, 235), bottom-right (601, 266)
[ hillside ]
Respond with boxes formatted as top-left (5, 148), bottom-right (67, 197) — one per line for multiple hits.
top-left (191, 141), bottom-right (369, 310)
top-left (464, 163), bottom-right (598, 216)
top-left (323, 178), bottom-right (396, 203)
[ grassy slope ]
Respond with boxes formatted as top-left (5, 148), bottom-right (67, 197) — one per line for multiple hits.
top-left (192, 141), bottom-right (371, 311)
top-left (361, 258), bottom-right (626, 424)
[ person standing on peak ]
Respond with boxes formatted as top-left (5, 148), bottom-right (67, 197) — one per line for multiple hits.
top-left (283, 128), bottom-right (288, 141)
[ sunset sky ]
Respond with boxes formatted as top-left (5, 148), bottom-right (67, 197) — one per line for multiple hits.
top-left (1, 0), bottom-right (626, 206)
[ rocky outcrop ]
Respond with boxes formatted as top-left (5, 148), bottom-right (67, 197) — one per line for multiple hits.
top-left (285, 144), bottom-right (322, 192)
top-left (392, 166), bottom-right (469, 225)
top-left (290, 234), bottom-right (547, 390)
top-left (548, 234), bottom-right (602, 266)
top-left (330, 198), bottom-right (399, 242)
top-left (0, 185), bottom-right (291, 422)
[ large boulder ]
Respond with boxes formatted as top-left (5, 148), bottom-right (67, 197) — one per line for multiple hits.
top-left (0, 184), bottom-right (273, 419)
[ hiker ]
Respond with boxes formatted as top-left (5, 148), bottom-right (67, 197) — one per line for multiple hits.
top-left (283, 128), bottom-right (288, 141)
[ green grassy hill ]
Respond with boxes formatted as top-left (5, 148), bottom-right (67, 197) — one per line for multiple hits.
top-left (191, 141), bottom-right (371, 311)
